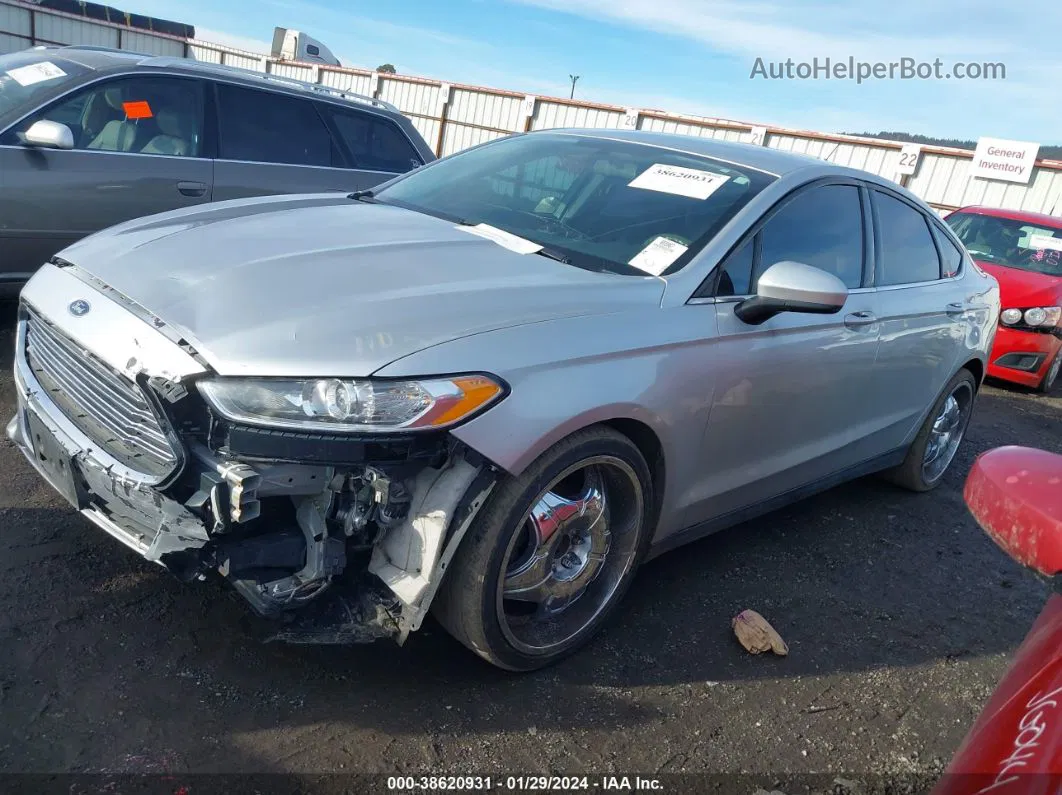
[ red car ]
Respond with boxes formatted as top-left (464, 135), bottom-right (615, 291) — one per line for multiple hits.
top-left (945, 207), bottom-right (1062, 392)
top-left (935, 445), bottom-right (1062, 794)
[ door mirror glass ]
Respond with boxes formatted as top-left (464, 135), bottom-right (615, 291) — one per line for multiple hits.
top-left (735, 260), bottom-right (848, 325)
top-left (20, 119), bottom-right (74, 150)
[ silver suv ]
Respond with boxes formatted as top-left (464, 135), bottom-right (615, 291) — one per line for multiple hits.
top-left (0, 46), bottom-right (435, 294)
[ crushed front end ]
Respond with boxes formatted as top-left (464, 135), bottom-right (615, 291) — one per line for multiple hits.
top-left (7, 263), bottom-right (496, 645)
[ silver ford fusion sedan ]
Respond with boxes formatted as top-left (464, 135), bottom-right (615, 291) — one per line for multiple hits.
top-left (8, 130), bottom-right (999, 670)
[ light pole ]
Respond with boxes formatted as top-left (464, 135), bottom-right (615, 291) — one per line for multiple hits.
top-left (569, 74), bottom-right (580, 99)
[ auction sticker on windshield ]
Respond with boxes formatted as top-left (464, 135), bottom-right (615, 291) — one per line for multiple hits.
top-left (1029, 234), bottom-right (1062, 252)
top-left (5, 62), bottom-right (67, 87)
top-left (629, 164), bottom-right (730, 200)
top-left (629, 236), bottom-right (688, 275)
top-left (457, 223), bottom-right (543, 255)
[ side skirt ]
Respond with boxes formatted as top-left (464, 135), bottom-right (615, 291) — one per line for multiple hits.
top-left (647, 446), bottom-right (908, 560)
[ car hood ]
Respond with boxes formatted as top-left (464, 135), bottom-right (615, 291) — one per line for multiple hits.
top-left (57, 195), bottom-right (665, 377)
top-left (976, 260), bottom-right (1062, 308)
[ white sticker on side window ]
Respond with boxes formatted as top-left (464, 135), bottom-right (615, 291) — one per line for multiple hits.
top-left (629, 236), bottom-right (688, 275)
top-left (1028, 234), bottom-right (1062, 252)
top-left (5, 62), bottom-right (67, 87)
top-left (628, 164), bottom-right (730, 200)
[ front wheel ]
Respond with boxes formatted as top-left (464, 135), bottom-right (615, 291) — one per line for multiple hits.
top-left (432, 427), bottom-right (654, 671)
top-left (886, 369), bottom-right (977, 492)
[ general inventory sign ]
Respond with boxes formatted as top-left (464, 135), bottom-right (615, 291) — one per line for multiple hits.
top-left (970, 137), bottom-right (1040, 184)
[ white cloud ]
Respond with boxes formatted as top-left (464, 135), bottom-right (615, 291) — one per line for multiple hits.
top-left (508, 0), bottom-right (1048, 62)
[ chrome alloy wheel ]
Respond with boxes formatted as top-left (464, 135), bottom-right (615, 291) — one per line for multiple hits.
top-left (497, 456), bottom-right (644, 655)
top-left (922, 381), bottom-right (975, 484)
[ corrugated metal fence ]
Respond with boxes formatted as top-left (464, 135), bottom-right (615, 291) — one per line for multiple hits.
top-left (3, 0), bottom-right (1061, 217)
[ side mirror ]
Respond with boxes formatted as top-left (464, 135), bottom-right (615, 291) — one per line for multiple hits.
top-left (965, 446), bottom-right (1062, 577)
top-left (734, 260), bottom-right (848, 325)
top-left (19, 120), bottom-right (74, 150)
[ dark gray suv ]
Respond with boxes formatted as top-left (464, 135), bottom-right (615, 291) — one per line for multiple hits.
top-left (0, 46), bottom-right (436, 294)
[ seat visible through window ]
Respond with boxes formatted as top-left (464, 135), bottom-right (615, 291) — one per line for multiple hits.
top-left (86, 88), bottom-right (139, 152)
top-left (24, 76), bottom-right (204, 157)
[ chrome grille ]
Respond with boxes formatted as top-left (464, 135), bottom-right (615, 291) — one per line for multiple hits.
top-left (23, 309), bottom-right (179, 480)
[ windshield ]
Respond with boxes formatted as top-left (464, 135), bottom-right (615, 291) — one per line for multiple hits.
top-left (946, 211), bottom-right (1062, 277)
top-left (374, 133), bottom-right (775, 276)
top-left (0, 52), bottom-right (88, 118)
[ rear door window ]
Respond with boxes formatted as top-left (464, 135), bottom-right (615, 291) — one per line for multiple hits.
top-left (216, 83), bottom-right (334, 167)
top-left (321, 105), bottom-right (423, 173)
top-left (874, 191), bottom-right (942, 285)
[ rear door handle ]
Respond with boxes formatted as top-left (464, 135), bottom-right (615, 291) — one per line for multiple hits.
top-left (177, 181), bottom-right (207, 197)
top-left (844, 310), bottom-right (878, 329)
top-left (946, 302), bottom-right (967, 317)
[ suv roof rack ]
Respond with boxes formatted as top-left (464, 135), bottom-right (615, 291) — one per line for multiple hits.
top-left (59, 45), bottom-right (131, 54)
top-left (141, 57), bottom-right (399, 113)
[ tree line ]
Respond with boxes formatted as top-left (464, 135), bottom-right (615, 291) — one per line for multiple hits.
top-left (850, 131), bottom-right (1062, 160)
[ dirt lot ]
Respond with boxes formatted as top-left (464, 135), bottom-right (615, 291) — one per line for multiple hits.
top-left (0, 299), bottom-right (1058, 788)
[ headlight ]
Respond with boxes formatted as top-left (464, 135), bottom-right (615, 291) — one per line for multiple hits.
top-left (198, 375), bottom-right (504, 432)
top-left (1024, 306), bottom-right (1062, 327)
top-left (1000, 308), bottom-right (1023, 325)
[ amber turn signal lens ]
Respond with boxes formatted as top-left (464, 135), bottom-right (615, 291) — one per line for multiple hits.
top-left (415, 376), bottom-right (504, 428)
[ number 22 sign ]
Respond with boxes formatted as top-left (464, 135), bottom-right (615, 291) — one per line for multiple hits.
top-left (896, 143), bottom-right (922, 176)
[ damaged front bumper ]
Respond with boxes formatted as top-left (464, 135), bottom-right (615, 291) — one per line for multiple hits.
top-left (7, 268), bottom-right (495, 646)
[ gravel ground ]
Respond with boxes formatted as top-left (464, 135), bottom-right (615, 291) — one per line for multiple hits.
top-left (0, 300), bottom-right (1058, 789)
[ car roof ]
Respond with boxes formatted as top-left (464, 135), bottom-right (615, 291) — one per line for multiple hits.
top-left (951, 205), bottom-right (1062, 229)
top-left (541, 128), bottom-right (833, 176)
top-left (42, 45), bottom-right (399, 115)
top-left (24, 45), bottom-right (143, 70)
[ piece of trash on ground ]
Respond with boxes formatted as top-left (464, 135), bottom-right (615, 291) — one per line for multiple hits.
top-left (732, 609), bottom-right (788, 656)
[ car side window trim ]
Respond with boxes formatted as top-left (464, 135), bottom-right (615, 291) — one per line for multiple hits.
top-left (857, 183), bottom-right (876, 287)
top-left (928, 219), bottom-right (967, 279)
top-left (867, 186), bottom-right (956, 289)
top-left (691, 176), bottom-right (868, 301)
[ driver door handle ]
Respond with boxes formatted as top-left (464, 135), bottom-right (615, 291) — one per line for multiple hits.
top-left (177, 181), bottom-right (207, 197)
top-left (844, 310), bottom-right (878, 329)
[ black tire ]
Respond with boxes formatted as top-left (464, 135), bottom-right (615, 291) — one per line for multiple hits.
top-left (885, 368), bottom-right (977, 492)
top-left (432, 426), bottom-right (655, 671)
top-left (1036, 352), bottom-right (1060, 394)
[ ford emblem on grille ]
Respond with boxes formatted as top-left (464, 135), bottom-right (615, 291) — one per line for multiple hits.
top-left (68, 299), bottom-right (91, 317)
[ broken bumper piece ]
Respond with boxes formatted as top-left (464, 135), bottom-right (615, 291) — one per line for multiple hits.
top-left (8, 326), bottom-right (494, 646)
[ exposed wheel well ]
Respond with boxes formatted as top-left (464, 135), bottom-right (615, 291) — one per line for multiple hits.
top-left (602, 418), bottom-right (666, 524)
top-left (962, 357), bottom-right (984, 387)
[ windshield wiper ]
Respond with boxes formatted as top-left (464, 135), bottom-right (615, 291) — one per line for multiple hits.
top-left (348, 189), bottom-right (377, 202)
top-left (534, 247), bottom-right (571, 265)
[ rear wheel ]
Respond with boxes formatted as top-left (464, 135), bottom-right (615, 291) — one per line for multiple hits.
top-left (886, 369), bottom-right (977, 492)
top-left (1037, 353), bottom-right (1060, 394)
top-left (432, 427), bottom-right (654, 671)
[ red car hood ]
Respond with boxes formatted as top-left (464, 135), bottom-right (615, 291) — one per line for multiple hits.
top-left (976, 261), bottom-right (1062, 308)
top-left (934, 594), bottom-right (1062, 795)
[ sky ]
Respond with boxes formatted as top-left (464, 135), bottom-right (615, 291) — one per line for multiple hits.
top-left (120, 0), bottom-right (1059, 142)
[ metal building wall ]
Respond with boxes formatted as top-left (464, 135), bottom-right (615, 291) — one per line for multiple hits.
top-left (0, 1), bottom-right (29, 53)
top-left (120, 30), bottom-right (185, 57)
